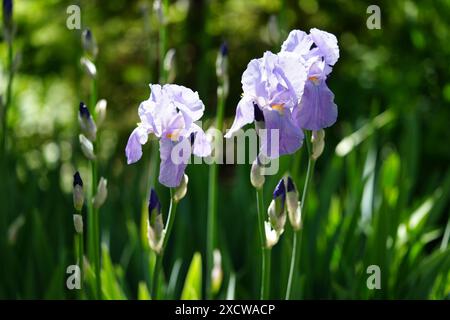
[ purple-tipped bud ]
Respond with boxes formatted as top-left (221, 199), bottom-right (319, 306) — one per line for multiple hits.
top-left (285, 176), bottom-right (300, 230)
top-left (3, 0), bottom-right (12, 41)
top-left (148, 188), bottom-right (164, 254)
top-left (219, 41), bottom-right (228, 57)
top-left (78, 102), bottom-right (97, 141)
top-left (273, 178), bottom-right (286, 207)
top-left (81, 28), bottom-right (98, 59)
top-left (3, 0), bottom-right (12, 26)
top-left (73, 171), bottom-right (84, 211)
top-left (73, 171), bottom-right (83, 187)
top-left (79, 102), bottom-right (90, 119)
top-left (148, 188), bottom-right (161, 217)
top-left (286, 176), bottom-right (295, 192)
top-left (268, 178), bottom-right (287, 232)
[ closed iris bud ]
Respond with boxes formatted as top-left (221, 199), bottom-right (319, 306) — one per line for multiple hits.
top-left (73, 171), bottom-right (84, 211)
top-left (93, 177), bottom-right (108, 209)
top-left (264, 221), bottom-right (279, 248)
top-left (286, 176), bottom-right (301, 230)
top-left (173, 174), bottom-right (188, 203)
top-left (311, 129), bottom-right (325, 160)
top-left (78, 102), bottom-right (97, 141)
top-left (2, 0), bottom-right (13, 41)
top-left (211, 249), bottom-right (223, 295)
top-left (164, 48), bottom-right (176, 83)
top-left (216, 41), bottom-right (228, 79)
top-left (250, 157), bottom-right (265, 189)
top-left (95, 99), bottom-right (107, 127)
top-left (268, 178), bottom-right (287, 233)
top-left (79, 134), bottom-right (96, 160)
top-left (80, 57), bottom-right (97, 78)
top-left (148, 189), bottom-right (165, 254)
top-left (73, 214), bottom-right (83, 234)
top-left (81, 28), bottom-right (98, 59)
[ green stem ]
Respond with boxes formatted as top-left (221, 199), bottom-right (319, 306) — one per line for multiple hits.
top-left (256, 188), bottom-right (270, 299)
top-left (206, 86), bottom-right (226, 299)
top-left (151, 188), bottom-right (178, 299)
top-left (285, 131), bottom-right (315, 300)
top-left (1, 39), bottom-right (14, 157)
top-left (77, 227), bottom-right (84, 299)
top-left (159, 0), bottom-right (169, 84)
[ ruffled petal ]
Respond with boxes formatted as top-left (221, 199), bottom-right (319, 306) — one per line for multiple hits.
top-left (166, 84), bottom-right (205, 124)
top-left (280, 30), bottom-right (313, 56)
top-left (309, 28), bottom-right (339, 66)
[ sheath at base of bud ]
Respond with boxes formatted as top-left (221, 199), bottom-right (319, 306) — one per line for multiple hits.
top-left (73, 214), bottom-right (83, 234)
top-left (173, 174), bottom-right (188, 203)
top-left (311, 129), bottom-right (325, 160)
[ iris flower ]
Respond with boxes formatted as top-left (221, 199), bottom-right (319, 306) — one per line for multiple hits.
top-left (225, 51), bottom-right (307, 158)
top-left (281, 28), bottom-right (340, 131)
top-left (126, 84), bottom-right (211, 187)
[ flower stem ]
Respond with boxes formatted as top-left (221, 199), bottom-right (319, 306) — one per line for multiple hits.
top-left (76, 223), bottom-right (84, 299)
top-left (256, 187), bottom-right (270, 299)
top-left (158, 0), bottom-right (169, 84)
top-left (151, 188), bottom-right (178, 299)
top-left (206, 86), bottom-right (226, 299)
top-left (1, 38), bottom-right (14, 157)
top-left (285, 131), bottom-right (315, 299)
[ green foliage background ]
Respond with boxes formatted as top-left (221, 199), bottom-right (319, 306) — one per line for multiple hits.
top-left (0, 0), bottom-right (449, 299)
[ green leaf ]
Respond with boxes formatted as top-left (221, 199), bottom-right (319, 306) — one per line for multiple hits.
top-left (181, 253), bottom-right (202, 300)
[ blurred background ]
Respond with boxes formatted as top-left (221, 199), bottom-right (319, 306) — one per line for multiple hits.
top-left (0, 0), bottom-right (449, 299)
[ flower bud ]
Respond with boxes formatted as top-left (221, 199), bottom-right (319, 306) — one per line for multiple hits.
top-left (268, 178), bottom-right (287, 233)
top-left (264, 221), bottom-right (279, 248)
top-left (93, 177), bottom-right (107, 209)
top-left (164, 48), bottom-right (176, 83)
top-left (216, 41), bottom-right (228, 79)
top-left (79, 134), bottom-right (96, 160)
top-left (250, 158), bottom-right (265, 189)
top-left (95, 99), bottom-right (107, 127)
top-left (173, 174), bottom-right (188, 203)
top-left (153, 0), bottom-right (164, 24)
top-left (73, 171), bottom-right (84, 211)
top-left (73, 214), bottom-right (83, 234)
top-left (3, 0), bottom-right (13, 41)
top-left (81, 28), bottom-right (98, 59)
top-left (311, 129), bottom-right (325, 160)
top-left (285, 176), bottom-right (301, 230)
top-left (80, 57), bottom-right (97, 78)
top-left (148, 189), bottom-right (165, 254)
top-left (211, 249), bottom-right (223, 295)
top-left (78, 102), bottom-right (97, 141)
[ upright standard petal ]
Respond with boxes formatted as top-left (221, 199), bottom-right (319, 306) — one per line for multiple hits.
top-left (125, 125), bottom-right (149, 164)
top-left (309, 28), bottom-right (340, 66)
top-left (167, 84), bottom-right (205, 124)
top-left (280, 30), bottom-right (313, 57)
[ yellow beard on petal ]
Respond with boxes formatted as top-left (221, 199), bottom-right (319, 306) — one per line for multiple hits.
top-left (308, 76), bottom-right (320, 85)
top-left (166, 130), bottom-right (180, 141)
top-left (271, 103), bottom-right (285, 115)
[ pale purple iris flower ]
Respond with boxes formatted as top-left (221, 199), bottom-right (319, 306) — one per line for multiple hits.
top-left (225, 51), bottom-right (307, 158)
top-left (281, 28), bottom-right (339, 131)
top-left (126, 84), bottom-right (211, 188)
